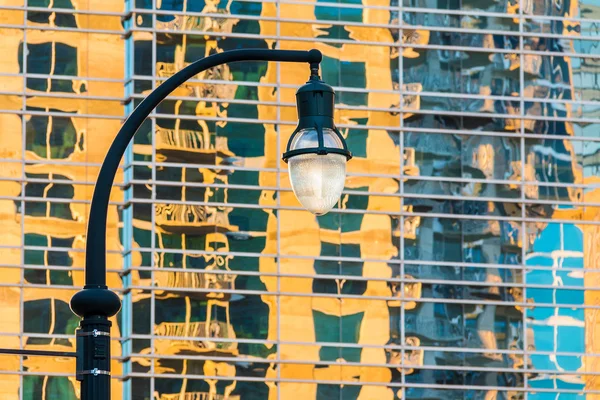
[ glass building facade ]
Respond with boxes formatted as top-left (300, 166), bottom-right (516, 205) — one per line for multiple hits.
top-left (0, 0), bottom-right (599, 398)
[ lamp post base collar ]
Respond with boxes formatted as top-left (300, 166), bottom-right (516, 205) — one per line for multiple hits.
top-left (70, 287), bottom-right (121, 318)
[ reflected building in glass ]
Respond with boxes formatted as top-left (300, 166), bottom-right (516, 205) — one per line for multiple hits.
top-left (0, 0), bottom-right (599, 399)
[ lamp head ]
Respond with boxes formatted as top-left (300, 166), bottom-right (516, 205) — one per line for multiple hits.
top-left (282, 76), bottom-right (352, 216)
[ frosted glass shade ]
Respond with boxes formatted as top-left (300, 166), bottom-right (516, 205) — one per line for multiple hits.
top-left (287, 128), bottom-right (347, 215)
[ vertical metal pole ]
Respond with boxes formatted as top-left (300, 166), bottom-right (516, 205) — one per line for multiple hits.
top-left (76, 320), bottom-right (113, 400)
top-left (71, 286), bottom-right (120, 400)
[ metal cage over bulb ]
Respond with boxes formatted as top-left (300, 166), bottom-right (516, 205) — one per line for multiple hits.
top-left (282, 73), bottom-right (352, 216)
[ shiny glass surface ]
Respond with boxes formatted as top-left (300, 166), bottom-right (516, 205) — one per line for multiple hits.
top-left (287, 128), bottom-right (347, 215)
top-left (0, 0), bottom-right (599, 398)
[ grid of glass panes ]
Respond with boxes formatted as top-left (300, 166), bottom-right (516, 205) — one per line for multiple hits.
top-left (0, 0), bottom-right (598, 399)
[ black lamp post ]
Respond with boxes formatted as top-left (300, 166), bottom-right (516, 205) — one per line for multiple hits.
top-left (65, 48), bottom-right (350, 400)
top-left (0, 47), bottom-right (353, 399)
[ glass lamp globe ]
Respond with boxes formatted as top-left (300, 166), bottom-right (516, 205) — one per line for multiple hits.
top-left (287, 128), bottom-right (347, 215)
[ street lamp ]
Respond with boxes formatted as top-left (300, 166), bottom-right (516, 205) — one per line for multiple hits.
top-left (283, 76), bottom-right (352, 215)
top-left (64, 48), bottom-right (350, 400)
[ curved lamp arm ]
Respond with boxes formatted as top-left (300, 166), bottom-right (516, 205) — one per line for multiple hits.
top-left (85, 48), bottom-right (322, 290)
